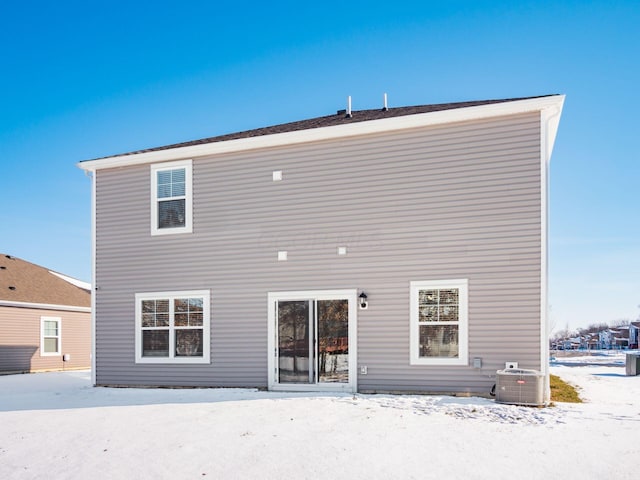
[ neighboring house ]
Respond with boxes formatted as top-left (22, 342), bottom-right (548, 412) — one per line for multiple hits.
top-left (612, 326), bottom-right (630, 349)
top-left (585, 334), bottom-right (600, 350)
top-left (598, 328), bottom-right (630, 350)
top-left (598, 329), bottom-right (614, 349)
top-left (0, 254), bottom-right (91, 373)
top-left (561, 337), bottom-right (581, 350)
top-left (550, 335), bottom-right (595, 351)
top-left (629, 322), bottom-right (640, 349)
top-left (79, 94), bottom-right (564, 400)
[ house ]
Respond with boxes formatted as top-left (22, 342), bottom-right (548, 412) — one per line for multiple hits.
top-left (585, 334), bottom-right (600, 350)
top-left (598, 328), bottom-right (630, 350)
top-left (629, 322), bottom-right (640, 349)
top-left (550, 334), bottom-right (595, 351)
top-left (599, 329), bottom-right (615, 349)
top-left (568, 337), bottom-right (583, 350)
top-left (78, 94), bottom-right (564, 400)
top-left (0, 254), bottom-right (91, 373)
top-left (612, 326), bottom-right (630, 349)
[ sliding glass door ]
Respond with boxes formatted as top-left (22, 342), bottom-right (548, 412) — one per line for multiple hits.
top-left (269, 291), bottom-right (356, 392)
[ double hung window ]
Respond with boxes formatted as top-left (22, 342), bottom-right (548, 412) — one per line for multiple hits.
top-left (41, 316), bottom-right (61, 356)
top-left (151, 160), bottom-right (192, 235)
top-left (135, 290), bottom-right (210, 363)
top-left (410, 279), bottom-right (468, 365)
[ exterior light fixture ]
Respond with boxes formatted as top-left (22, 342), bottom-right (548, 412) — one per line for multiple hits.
top-left (359, 292), bottom-right (368, 310)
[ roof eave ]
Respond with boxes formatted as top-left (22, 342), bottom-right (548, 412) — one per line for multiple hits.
top-left (0, 300), bottom-right (91, 313)
top-left (78, 95), bottom-right (565, 172)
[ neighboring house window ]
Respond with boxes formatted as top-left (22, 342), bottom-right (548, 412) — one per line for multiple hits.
top-left (41, 316), bottom-right (61, 356)
top-left (410, 279), bottom-right (468, 366)
top-left (150, 159), bottom-right (192, 235)
top-left (135, 290), bottom-right (210, 363)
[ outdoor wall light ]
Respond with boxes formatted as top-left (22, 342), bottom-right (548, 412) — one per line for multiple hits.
top-left (359, 292), bottom-right (368, 310)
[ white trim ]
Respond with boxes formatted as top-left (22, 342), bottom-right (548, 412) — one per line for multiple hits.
top-left (134, 290), bottom-right (210, 364)
top-left (90, 170), bottom-right (97, 385)
top-left (539, 97), bottom-right (563, 403)
top-left (410, 279), bottom-right (469, 366)
top-left (40, 316), bottom-right (62, 356)
top-left (0, 300), bottom-right (90, 313)
top-left (267, 289), bottom-right (357, 393)
top-left (150, 159), bottom-right (193, 236)
top-left (78, 96), bottom-right (565, 172)
top-left (541, 96), bottom-right (564, 164)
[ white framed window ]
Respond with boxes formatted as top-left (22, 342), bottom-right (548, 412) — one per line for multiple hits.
top-left (41, 316), bottom-right (61, 356)
top-left (151, 159), bottom-right (193, 235)
top-left (135, 290), bottom-right (210, 364)
top-left (410, 279), bottom-right (468, 366)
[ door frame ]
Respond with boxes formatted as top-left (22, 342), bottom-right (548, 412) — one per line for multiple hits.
top-left (267, 289), bottom-right (358, 393)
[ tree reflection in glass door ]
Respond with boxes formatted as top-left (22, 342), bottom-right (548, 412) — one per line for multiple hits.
top-left (277, 300), bottom-right (311, 383)
top-left (317, 299), bottom-right (349, 383)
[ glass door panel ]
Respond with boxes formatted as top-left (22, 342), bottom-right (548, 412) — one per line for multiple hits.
top-left (317, 299), bottom-right (349, 383)
top-left (277, 300), bottom-right (311, 384)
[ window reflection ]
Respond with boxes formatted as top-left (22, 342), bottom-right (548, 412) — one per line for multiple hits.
top-left (318, 299), bottom-right (349, 383)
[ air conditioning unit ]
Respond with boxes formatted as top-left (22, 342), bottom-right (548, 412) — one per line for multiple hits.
top-left (495, 368), bottom-right (545, 407)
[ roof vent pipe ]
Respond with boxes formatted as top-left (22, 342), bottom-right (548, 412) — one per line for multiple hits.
top-left (346, 96), bottom-right (352, 118)
top-left (383, 93), bottom-right (388, 111)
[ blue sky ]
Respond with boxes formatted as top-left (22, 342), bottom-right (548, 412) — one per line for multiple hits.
top-left (1, 1), bottom-right (638, 332)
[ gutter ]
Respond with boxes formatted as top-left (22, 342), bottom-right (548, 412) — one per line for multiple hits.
top-left (0, 300), bottom-right (91, 313)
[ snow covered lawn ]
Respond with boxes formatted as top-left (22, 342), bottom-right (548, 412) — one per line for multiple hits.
top-left (1, 354), bottom-right (639, 479)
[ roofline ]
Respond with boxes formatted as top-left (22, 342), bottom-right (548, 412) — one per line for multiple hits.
top-left (48, 270), bottom-right (92, 291)
top-left (0, 300), bottom-right (91, 313)
top-left (78, 95), bottom-right (565, 171)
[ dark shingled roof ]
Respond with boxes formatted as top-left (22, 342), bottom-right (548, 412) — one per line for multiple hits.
top-left (0, 254), bottom-right (90, 308)
top-left (100, 95), bottom-right (555, 159)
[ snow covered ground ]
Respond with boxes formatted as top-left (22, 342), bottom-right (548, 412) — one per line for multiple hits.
top-left (1, 353), bottom-right (639, 479)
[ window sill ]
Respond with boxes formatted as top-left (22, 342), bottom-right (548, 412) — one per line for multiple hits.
top-left (410, 357), bottom-right (468, 366)
top-left (150, 226), bottom-right (193, 236)
top-left (135, 357), bottom-right (210, 364)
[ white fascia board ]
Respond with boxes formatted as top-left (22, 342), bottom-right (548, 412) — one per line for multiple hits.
top-left (0, 300), bottom-right (91, 313)
top-left (78, 95), bottom-right (565, 172)
top-left (540, 95), bottom-right (565, 163)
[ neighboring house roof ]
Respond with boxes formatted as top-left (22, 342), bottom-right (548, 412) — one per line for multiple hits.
top-left (79, 94), bottom-right (564, 170)
top-left (0, 254), bottom-right (90, 308)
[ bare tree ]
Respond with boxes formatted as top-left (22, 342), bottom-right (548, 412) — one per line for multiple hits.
top-left (611, 319), bottom-right (630, 328)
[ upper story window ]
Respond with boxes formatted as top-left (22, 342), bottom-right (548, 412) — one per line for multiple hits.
top-left (410, 279), bottom-right (468, 366)
top-left (41, 316), bottom-right (61, 356)
top-left (150, 159), bottom-right (193, 235)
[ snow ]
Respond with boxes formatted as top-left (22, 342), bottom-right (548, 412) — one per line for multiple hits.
top-left (48, 270), bottom-right (91, 291)
top-left (1, 355), bottom-right (639, 479)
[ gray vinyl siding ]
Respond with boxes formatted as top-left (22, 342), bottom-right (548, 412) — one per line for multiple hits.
top-left (94, 112), bottom-right (543, 393)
